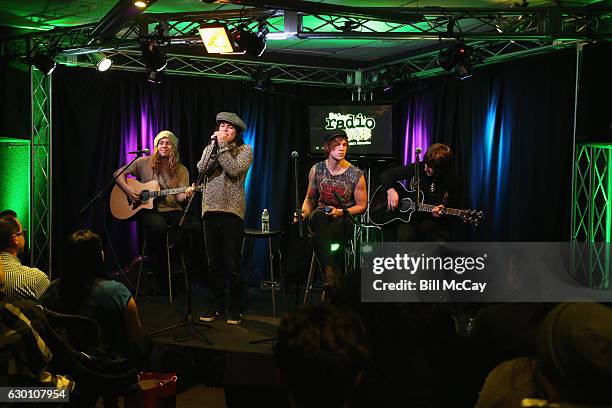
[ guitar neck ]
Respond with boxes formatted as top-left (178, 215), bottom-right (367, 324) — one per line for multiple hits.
top-left (150, 187), bottom-right (188, 198)
top-left (413, 203), bottom-right (464, 218)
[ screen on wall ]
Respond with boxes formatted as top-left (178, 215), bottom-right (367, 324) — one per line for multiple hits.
top-left (308, 104), bottom-right (395, 157)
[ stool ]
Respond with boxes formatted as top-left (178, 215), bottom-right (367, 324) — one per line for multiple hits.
top-left (242, 229), bottom-right (285, 318)
top-left (303, 239), bottom-right (354, 305)
top-left (135, 226), bottom-right (189, 304)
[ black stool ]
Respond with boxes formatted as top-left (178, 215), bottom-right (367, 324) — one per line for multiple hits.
top-left (135, 225), bottom-right (189, 304)
top-left (242, 229), bottom-right (285, 317)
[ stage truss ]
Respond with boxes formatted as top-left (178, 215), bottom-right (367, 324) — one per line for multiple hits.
top-left (1, 5), bottom-right (611, 87)
top-left (572, 143), bottom-right (612, 289)
top-left (30, 65), bottom-right (52, 276)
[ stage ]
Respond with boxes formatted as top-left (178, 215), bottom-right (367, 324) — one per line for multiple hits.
top-left (134, 285), bottom-right (296, 407)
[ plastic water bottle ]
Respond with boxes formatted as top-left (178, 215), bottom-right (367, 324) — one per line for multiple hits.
top-left (261, 209), bottom-right (270, 233)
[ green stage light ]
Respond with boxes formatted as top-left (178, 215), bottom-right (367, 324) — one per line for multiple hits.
top-left (330, 243), bottom-right (340, 252)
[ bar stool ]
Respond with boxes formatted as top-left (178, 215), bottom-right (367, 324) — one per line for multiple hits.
top-left (302, 241), bottom-right (353, 305)
top-left (242, 229), bottom-right (285, 317)
top-left (135, 225), bottom-right (189, 304)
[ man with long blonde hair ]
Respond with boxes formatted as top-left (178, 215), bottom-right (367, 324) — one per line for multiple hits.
top-left (115, 130), bottom-right (196, 291)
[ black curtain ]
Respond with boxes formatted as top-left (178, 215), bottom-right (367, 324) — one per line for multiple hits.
top-left (51, 66), bottom-right (347, 282)
top-left (381, 48), bottom-right (577, 241)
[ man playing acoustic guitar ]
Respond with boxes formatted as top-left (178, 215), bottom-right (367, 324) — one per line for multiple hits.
top-left (379, 143), bottom-right (460, 242)
top-left (115, 130), bottom-right (197, 292)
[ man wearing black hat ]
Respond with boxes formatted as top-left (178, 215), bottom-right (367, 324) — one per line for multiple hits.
top-left (300, 129), bottom-right (367, 300)
top-left (196, 112), bottom-right (253, 325)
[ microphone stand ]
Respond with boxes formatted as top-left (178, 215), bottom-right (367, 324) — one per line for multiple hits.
top-left (80, 153), bottom-right (142, 214)
top-left (150, 140), bottom-right (218, 344)
top-left (291, 152), bottom-right (304, 310)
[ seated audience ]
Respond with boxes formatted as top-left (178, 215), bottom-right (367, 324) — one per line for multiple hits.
top-left (0, 215), bottom-right (49, 302)
top-left (40, 230), bottom-right (143, 359)
top-left (274, 304), bottom-right (369, 408)
top-left (475, 302), bottom-right (612, 408)
top-left (0, 289), bottom-right (74, 390)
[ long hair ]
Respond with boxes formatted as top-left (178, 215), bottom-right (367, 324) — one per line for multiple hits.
top-left (151, 142), bottom-right (180, 176)
top-left (58, 230), bottom-right (105, 312)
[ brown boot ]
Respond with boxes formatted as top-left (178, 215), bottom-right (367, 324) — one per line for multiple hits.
top-left (322, 266), bottom-right (337, 303)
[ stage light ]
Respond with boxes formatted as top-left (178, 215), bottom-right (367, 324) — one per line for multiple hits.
top-left (198, 25), bottom-right (240, 54)
top-left (330, 243), bottom-right (340, 252)
top-left (233, 23), bottom-right (269, 58)
top-left (148, 70), bottom-right (164, 84)
top-left (27, 50), bottom-right (56, 75)
top-left (437, 41), bottom-right (480, 80)
top-left (134, 1), bottom-right (147, 8)
top-left (378, 70), bottom-right (395, 92)
top-left (140, 40), bottom-right (167, 72)
top-left (251, 68), bottom-right (271, 91)
top-left (90, 52), bottom-right (112, 72)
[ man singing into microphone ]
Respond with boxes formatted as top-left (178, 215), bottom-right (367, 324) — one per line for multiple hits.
top-left (196, 112), bottom-right (252, 326)
top-left (115, 130), bottom-right (196, 292)
top-left (301, 129), bottom-right (367, 300)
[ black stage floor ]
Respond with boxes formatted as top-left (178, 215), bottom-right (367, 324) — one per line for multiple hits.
top-left (139, 288), bottom-right (283, 354)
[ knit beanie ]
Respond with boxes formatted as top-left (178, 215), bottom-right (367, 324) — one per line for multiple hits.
top-left (153, 130), bottom-right (178, 149)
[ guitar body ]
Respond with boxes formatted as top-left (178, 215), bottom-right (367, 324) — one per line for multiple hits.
top-left (368, 182), bottom-right (423, 226)
top-left (110, 179), bottom-right (160, 220)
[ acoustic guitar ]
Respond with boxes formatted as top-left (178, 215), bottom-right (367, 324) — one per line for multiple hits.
top-left (368, 182), bottom-right (483, 226)
top-left (109, 178), bottom-right (201, 220)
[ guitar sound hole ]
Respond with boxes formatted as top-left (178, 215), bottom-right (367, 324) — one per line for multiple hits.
top-left (399, 199), bottom-right (412, 212)
top-left (140, 191), bottom-right (150, 202)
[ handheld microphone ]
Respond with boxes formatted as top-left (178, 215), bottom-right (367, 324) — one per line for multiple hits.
top-left (291, 151), bottom-right (298, 158)
top-left (128, 148), bottom-right (150, 155)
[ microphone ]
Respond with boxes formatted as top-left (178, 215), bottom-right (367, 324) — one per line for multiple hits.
top-left (291, 151), bottom-right (298, 158)
top-left (128, 148), bottom-right (149, 155)
top-left (332, 191), bottom-right (358, 225)
top-left (415, 147), bottom-right (422, 155)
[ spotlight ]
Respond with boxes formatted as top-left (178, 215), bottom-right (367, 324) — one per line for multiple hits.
top-left (27, 50), bottom-right (56, 75)
top-left (90, 52), bottom-right (112, 72)
top-left (232, 23), bottom-right (269, 58)
top-left (437, 41), bottom-right (480, 80)
top-left (251, 68), bottom-right (271, 91)
top-left (378, 70), bottom-right (395, 92)
top-left (198, 24), bottom-right (239, 54)
top-left (148, 70), bottom-right (164, 84)
top-left (134, 1), bottom-right (147, 8)
top-left (140, 40), bottom-right (167, 72)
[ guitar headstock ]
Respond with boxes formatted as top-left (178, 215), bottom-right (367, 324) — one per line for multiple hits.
top-left (462, 210), bottom-right (483, 225)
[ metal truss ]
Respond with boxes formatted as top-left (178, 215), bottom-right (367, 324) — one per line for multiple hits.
top-left (64, 49), bottom-right (353, 87)
top-left (571, 144), bottom-right (611, 289)
top-left (2, 5), bottom-right (611, 87)
top-left (30, 66), bottom-right (52, 276)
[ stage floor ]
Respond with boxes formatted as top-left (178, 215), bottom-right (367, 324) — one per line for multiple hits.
top-left (138, 286), bottom-right (287, 353)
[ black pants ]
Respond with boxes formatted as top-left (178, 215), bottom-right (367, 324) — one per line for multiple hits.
top-left (393, 217), bottom-right (450, 242)
top-left (202, 212), bottom-right (244, 314)
top-left (138, 210), bottom-right (201, 282)
top-left (308, 208), bottom-right (353, 273)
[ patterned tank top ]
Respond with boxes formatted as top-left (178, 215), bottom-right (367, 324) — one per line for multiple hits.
top-left (313, 160), bottom-right (363, 208)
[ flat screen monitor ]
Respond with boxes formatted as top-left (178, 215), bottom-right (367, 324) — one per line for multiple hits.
top-left (308, 103), bottom-right (395, 158)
